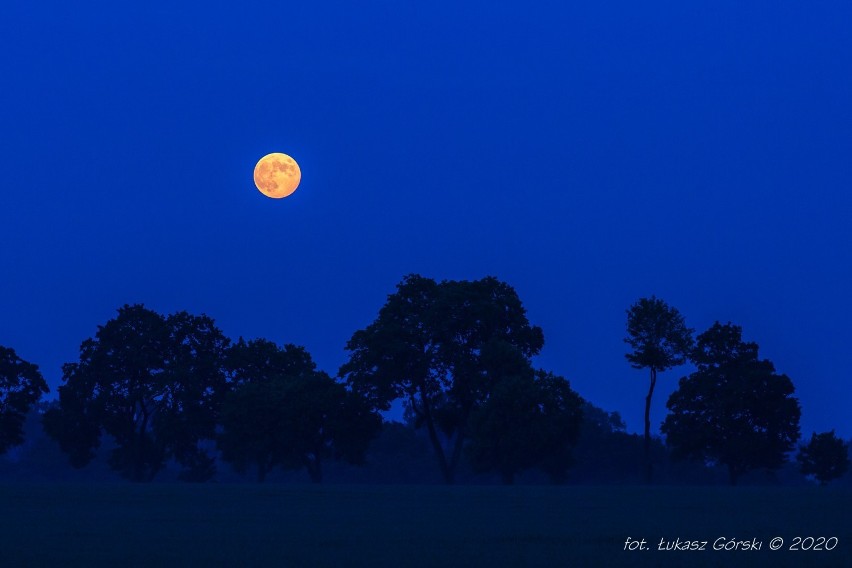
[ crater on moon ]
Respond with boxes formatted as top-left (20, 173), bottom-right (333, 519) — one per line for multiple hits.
top-left (254, 153), bottom-right (301, 199)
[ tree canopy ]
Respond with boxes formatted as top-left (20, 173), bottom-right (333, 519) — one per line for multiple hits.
top-left (340, 274), bottom-right (545, 483)
top-left (797, 431), bottom-right (849, 486)
top-left (219, 338), bottom-right (380, 482)
top-left (0, 346), bottom-right (49, 455)
top-left (662, 322), bottom-right (801, 485)
top-left (43, 304), bottom-right (229, 481)
top-left (467, 370), bottom-right (584, 484)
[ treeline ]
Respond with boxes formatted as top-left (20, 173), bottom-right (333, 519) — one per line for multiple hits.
top-left (0, 274), bottom-right (849, 486)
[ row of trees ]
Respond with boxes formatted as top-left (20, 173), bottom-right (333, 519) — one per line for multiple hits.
top-left (2, 276), bottom-right (586, 483)
top-left (625, 297), bottom-right (847, 485)
top-left (37, 305), bottom-right (382, 482)
top-left (0, 275), bottom-right (849, 485)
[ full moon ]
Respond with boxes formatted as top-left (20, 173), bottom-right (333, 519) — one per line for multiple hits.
top-left (254, 153), bottom-right (301, 199)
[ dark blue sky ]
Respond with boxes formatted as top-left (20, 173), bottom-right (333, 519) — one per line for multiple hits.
top-left (2, 1), bottom-right (850, 438)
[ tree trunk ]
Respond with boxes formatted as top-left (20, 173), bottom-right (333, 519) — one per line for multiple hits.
top-left (420, 394), bottom-right (454, 484)
top-left (134, 409), bottom-right (150, 483)
top-left (424, 418), bottom-right (453, 484)
top-left (644, 368), bottom-right (657, 484)
top-left (447, 405), bottom-right (471, 477)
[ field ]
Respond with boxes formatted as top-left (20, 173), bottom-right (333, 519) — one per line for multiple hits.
top-left (1, 483), bottom-right (849, 567)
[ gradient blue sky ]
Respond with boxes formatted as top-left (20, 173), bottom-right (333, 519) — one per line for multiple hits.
top-left (2, 1), bottom-right (850, 438)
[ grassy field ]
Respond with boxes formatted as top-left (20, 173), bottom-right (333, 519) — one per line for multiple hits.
top-left (1, 483), bottom-right (849, 567)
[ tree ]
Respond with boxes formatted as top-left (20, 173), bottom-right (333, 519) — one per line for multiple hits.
top-left (218, 339), bottom-right (312, 482)
top-left (218, 339), bottom-right (380, 483)
top-left (535, 371), bottom-right (586, 482)
top-left (569, 401), bottom-right (644, 483)
top-left (624, 296), bottom-right (693, 482)
top-left (157, 311), bottom-right (231, 482)
top-left (43, 305), bottom-right (229, 481)
top-left (798, 431), bottom-right (849, 486)
top-left (467, 370), bottom-right (583, 484)
top-left (662, 322), bottom-right (801, 485)
top-left (0, 346), bottom-right (49, 455)
top-left (340, 274), bottom-right (544, 484)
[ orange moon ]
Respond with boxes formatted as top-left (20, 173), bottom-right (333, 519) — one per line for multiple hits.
top-left (253, 153), bottom-right (301, 199)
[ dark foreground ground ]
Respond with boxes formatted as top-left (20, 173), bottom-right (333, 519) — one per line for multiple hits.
top-left (0, 483), bottom-right (849, 567)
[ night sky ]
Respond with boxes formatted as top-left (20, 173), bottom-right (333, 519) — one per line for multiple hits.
top-left (2, 1), bottom-right (850, 439)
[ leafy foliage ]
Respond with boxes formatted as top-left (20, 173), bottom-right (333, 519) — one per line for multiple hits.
top-left (219, 338), bottom-right (380, 482)
top-left (43, 305), bottom-right (229, 481)
top-left (662, 322), bottom-right (801, 485)
top-left (467, 370), bottom-right (583, 484)
top-left (340, 274), bottom-right (544, 483)
top-left (797, 431), bottom-right (849, 486)
top-left (624, 296), bottom-right (693, 372)
top-left (0, 346), bottom-right (48, 455)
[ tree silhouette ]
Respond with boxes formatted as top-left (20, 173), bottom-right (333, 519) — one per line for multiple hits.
top-left (218, 338), bottom-right (318, 482)
top-left (569, 401), bottom-right (645, 483)
top-left (340, 274), bottom-right (544, 484)
top-left (662, 322), bottom-right (801, 485)
top-left (0, 346), bottom-right (48, 455)
top-left (43, 305), bottom-right (229, 481)
top-left (467, 369), bottom-right (583, 484)
top-left (161, 310), bottom-right (232, 481)
top-left (624, 296), bottom-right (693, 482)
top-left (218, 338), bottom-right (380, 483)
top-left (797, 431), bottom-right (849, 486)
top-left (535, 371), bottom-right (586, 483)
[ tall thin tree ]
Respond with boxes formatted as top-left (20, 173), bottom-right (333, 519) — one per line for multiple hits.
top-left (624, 296), bottom-right (693, 483)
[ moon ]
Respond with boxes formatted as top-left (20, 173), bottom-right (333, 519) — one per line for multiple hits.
top-left (254, 153), bottom-right (301, 199)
